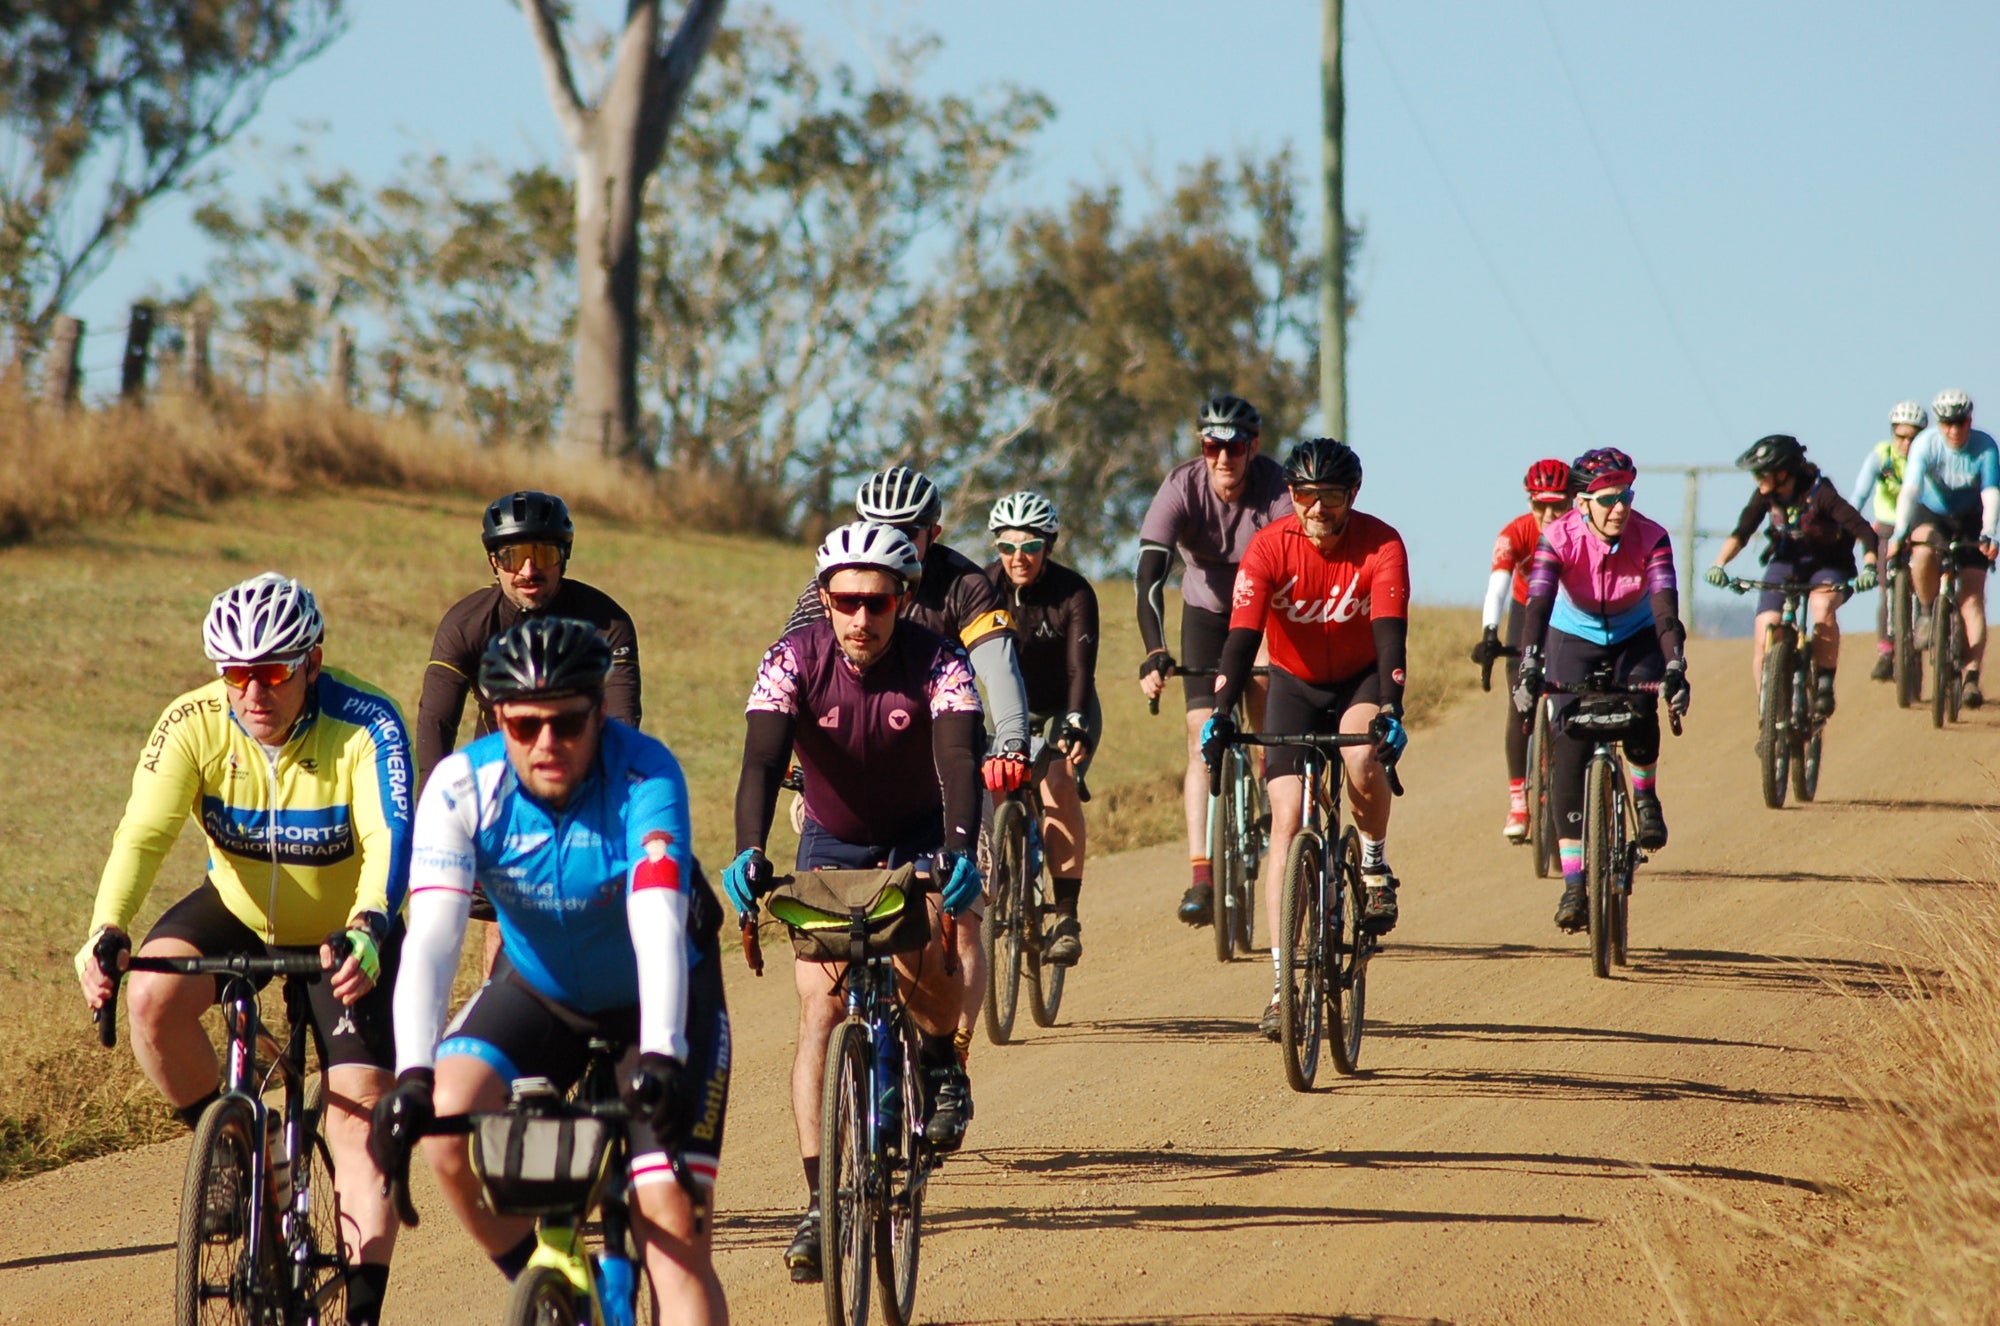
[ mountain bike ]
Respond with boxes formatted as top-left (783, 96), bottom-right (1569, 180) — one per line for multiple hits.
top-left (1913, 534), bottom-right (1988, 728)
top-left (1538, 665), bottom-right (1680, 979)
top-left (1724, 574), bottom-right (1857, 808)
top-left (383, 1039), bottom-right (699, 1326)
top-left (1210, 729), bottom-right (1403, 1090)
top-left (1154, 666), bottom-right (1270, 961)
top-left (1484, 644), bottom-right (1557, 877)
top-left (984, 743), bottom-right (1066, 1045)
top-left (93, 933), bottom-right (352, 1326)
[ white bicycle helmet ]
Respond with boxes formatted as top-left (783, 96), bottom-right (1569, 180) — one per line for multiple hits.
top-left (1889, 400), bottom-right (1928, 429)
top-left (987, 490), bottom-right (1060, 536)
top-left (815, 521), bottom-right (924, 588)
top-left (855, 466), bottom-right (942, 526)
top-left (1932, 389), bottom-right (1973, 423)
top-left (203, 572), bottom-right (325, 663)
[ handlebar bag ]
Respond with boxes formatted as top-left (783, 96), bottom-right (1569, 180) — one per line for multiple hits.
top-left (472, 1106), bottom-right (614, 1218)
top-left (766, 865), bottom-right (931, 963)
top-left (1559, 693), bottom-right (1652, 742)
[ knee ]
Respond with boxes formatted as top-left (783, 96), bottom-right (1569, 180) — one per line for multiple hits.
top-left (126, 973), bottom-right (195, 1042)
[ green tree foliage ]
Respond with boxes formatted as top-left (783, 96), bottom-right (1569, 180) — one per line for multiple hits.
top-left (0, 0), bottom-right (344, 356)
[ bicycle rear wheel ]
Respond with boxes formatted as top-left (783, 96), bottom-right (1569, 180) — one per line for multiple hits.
top-left (1893, 569), bottom-right (1917, 708)
top-left (819, 1021), bottom-right (872, 1326)
top-left (176, 1096), bottom-right (262, 1326)
top-left (1758, 638), bottom-right (1791, 809)
top-left (1527, 700), bottom-right (1554, 879)
top-left (1585, 758), bottom-right (1615, 980)
top-left (1277, 830), bottom-right (1326, 1091)
top-left (1931, 589), bottom-right (1952, 728)
top-left (1025, 835), bottom-right (1066, 1028)
top-left (1327, 827), bottom-right (1369, 1075)
top-left (1950, 610), bottom-right (1968, 722)
top-left (290, 1127), bottom-right (350, 1324)
top-left (981, 798), bottom-right (1026, 1045)
top-left (503, 1265), bottom-right (585, 1326)
top-left (874, 1017), bottom-right (924, 1326)
top-left (1789, 659), bottom-right (1815, 804)
top-left (1211, 748), bottom-right (1244, 962)
top-left (1228, 752), bottom-right (1259, 955)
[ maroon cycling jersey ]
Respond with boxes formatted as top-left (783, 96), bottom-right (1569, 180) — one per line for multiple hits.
top-left (747, 620), bottom-right (981, 845)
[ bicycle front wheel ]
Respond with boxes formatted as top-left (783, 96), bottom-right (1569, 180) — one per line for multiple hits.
top-left (1893, 570), bottom-right (1916, 708)
top-left (1585, 758), bottom-right (1615, 980)
top-left (1227, 749), bottom-right (1259, 955)
top-left (1277, 830), bottom-right (1326, 1091)
top-left (874, 1017), bottom-right (924, 1326)
top-left (504, 1265), bottom-right (585, 1326)
top-left (819, 1020), bottom-right (873, 1326)
top-left (1527, 700), bottom-right (1554, 879)
top-left (1211, 748), bottom-right (1243, 962)
top-left (290, 1126), bottom-right (350, 1324)
top-left (1327, 827), bottom-right (1369, 1075)
top-left (981, 798), bottom-right (1026, 1046)
top-left (1930, 589), bottom-right (1952, 728)
top-left (1758, 637), bottom-right (1792, 809)
top-left (176, 1095), bottom-right (262, 1326)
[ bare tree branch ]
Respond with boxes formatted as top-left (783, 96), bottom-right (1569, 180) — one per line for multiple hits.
top-left (521, 0), bottom-right (589, 149)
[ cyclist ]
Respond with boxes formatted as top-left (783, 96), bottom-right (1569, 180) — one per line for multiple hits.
top-left (1850, 402), bottom-right (1924, 680)
top-left (418, 491), bottom-right (642, 973)
top-left (1886, 389), bottom-right (2000, 707)
top-left (1199, 439), bottom-right (1410, 1041)
top-left (374, 617), bottom-right (728, 1324)
top-left (727, 522), bottom-right (985, 1285)
top-left (1513, 449), bottom-right (1692, 934)
top-left (983, 490), bottom-right (1099, 966)
top-left (1704, 434), bottom-right (1878, 718)
top-left (74, 572), bottom-right (412, 1326)
top-left (1470, 458), bottom-right (1574, 842)
top-left (780, 466), bottom-right (1028, 1060)
top-left (1136, 394), bottom-right (1294, 927)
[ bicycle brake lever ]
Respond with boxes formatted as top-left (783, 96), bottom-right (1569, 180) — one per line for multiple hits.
top-left (739, 911), bottom-right (764, 977)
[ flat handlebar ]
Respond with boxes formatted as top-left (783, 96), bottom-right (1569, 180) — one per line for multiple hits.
top-left (1208, 730), bottom-right (1405, 798)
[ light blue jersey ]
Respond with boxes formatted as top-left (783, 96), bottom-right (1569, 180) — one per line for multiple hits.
top-left (1894, 427), bottom-right (2000, 538)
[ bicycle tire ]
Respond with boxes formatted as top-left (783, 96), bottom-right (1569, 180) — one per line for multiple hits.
top-left (1211, 748), bottom-right (1242, 962)
top-left (1931, 588), bottom-right (1952, 728)
top-left (1789, 656), bottom-right (1814, 804)
top-left (1277, 830), bottom-right (1326, 1091)
top-left (1611, 789), bottom-right (1631, 968)
top-left (1229, 750), bottom-right (1259, 955)
top-left (981, 798), bottom-right (1026, 1045)
top-left (290, 1127), bottom-right (350, 1325)
top-left (176, 1095), bottom-right (261, 1326)
top-left (819, 1020), bottom-right (872, 1326)
top-left (1893, 568), bottom-right (1917, 708)
top-left (1585, 757), bottom-right (1614, 980)
top-left (875, 1016), bottom-right (924, 1326)
top-left (1950, 608), bottom-right (1967, 722)
top-left (503, 1264), bottom-right (585, 1326)
top-left (1758, 636), bottom-right (1791, 810)
top-left (1527, 700), bottom-right (1553, 879)
top-left (1024, 823), bottom-right (1066, 1027)
top-left (1327, 827), bottom-right (1369, 1075)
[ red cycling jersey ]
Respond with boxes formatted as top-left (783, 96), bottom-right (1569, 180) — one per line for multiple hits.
top-left (1228, 512), bottom-right (1410, 684)
top-left (1490, 512), bottom-right (1540, 605)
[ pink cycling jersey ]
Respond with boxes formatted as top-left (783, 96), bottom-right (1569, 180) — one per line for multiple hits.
top-left (1525, 508), bottom-right (1676, 645)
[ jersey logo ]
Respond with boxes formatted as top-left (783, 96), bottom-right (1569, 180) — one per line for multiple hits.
top-left (633, 830), bottom-right (682, 893)
top-left (888, 709), bottom-right (911, 731)
top-left (1272, 574), bottom-right (1369, 625)
top-left (818, 706), bottom-right (841, 729)
top-left (1231, 569), bottom-right (1256, 610)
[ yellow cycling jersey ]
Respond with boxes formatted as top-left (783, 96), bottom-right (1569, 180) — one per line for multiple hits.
top-left (91, 668), bottom-right (414, 946)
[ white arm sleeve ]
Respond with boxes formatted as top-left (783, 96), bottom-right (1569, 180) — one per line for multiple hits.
top-left (392, 756), bottom-right (479, 1075)
top-left (1480, 570), bottom-right (1513, 631)
top-left (629, 886), bottom-right (691, 1061)
top-left (1983, 487), bottom-right (1999, 542)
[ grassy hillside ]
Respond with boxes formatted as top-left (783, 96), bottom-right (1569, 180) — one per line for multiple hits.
top-left (0, 488), bottom-right (1475, 1178)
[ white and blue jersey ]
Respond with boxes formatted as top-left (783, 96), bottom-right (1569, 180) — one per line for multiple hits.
top-left (1893, 426), bottom-right (2000, 539)
top-left (393, 719), bottom-right (709, 1070)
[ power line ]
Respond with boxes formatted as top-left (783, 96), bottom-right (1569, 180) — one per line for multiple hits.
top-left (1534, 0), bottom-right (1736, 443)
top-left (1353, 0), bottom-right (1593, 442)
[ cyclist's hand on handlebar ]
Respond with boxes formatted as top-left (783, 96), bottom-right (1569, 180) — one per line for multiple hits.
top-left (1851, 565), bottom-right (1878, 593)
top-left (1369, 703), bottom-right (1408, 763)
top-left (1511, 649), bottom-right (1544, 715)
top-left (1982, 536), bottom-right (1998, 565)
top-left (1662, 659), bottom-right (1692, 718)
top-left (721, 848), bottom-right (773, 914)
top-left (369, 1068), bottom-right (435, 1182)
top-left (982, 744), bottom-right (1033, 794)
top-left (76, 925), bottom-right (127, 1008)
top-left (1703, 565), bottom-right (1729, 589)
top-left (1198, 712), bottom-right (1236, 772)
top-left (937, 851), bottom-right (983, 916)
top-left (1138, 649), bottom-right (1175, 701)
top-left (1056, 712), bottom-right (1093, 764)
top-left (1468, 627), bottom-right (1504, 666)
top-left (323, 912), bottom-right (387, 1005)
top-left (627, 1051), bottom-right (695, 1145)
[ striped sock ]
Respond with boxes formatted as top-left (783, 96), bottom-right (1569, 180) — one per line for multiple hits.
top-left (1559, 840), bottom-right (1584, 888)
top-left (1629, 763), bottom-right (1657, 798)
top-left (1191, 857), bottom-right (1213, 888)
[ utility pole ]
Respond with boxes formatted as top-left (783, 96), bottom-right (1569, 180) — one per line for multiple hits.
top-left (1640, 464), bottom-right (1733, 635)
top-left (1319, 0), bottom-right (1347, 441)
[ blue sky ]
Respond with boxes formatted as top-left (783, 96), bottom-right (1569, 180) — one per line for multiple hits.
top-left (68, 0), bottom-right (2000, 619)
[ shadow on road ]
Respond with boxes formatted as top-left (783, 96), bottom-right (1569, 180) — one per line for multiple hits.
top-left (925, 1200), bottom-right (1589, 1235)
top-left (1651, 867), bottom-right (1965, 888)
top-left (1630, 947), bottom-right (1920, 996)
top-left (930, 1315), bottom-right (1452, 1325)
top-left (1825, 796), bottom-right (1993, 812)
top-left (0, 1241), bottom-right (172, 1272)
top-left (1370, 1019), bottom-right (1798, 1053)
top-left (1356, 1065), bottom-right (1853, 1111)
top-left (1028, 1015), bottom-right (1255, 1045)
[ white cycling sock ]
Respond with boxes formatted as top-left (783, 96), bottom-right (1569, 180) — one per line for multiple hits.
top-left (1360, 833), bottom-right (1386, 869)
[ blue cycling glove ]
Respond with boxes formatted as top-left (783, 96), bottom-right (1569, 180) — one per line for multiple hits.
top-left (722, 848), bottom-right (772, 914)
top-left (1199, 712), bottom-right (1236, 770)
top-left (1370, 704), bottom-right (1408, 762)
top-left (938, 851), bottom-right (983, 916)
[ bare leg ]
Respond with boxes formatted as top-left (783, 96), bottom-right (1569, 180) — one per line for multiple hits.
top-left (1751, 611), bottom-right (1780, 689)
top-left (790, 960), bottom-right (844, 1165)
top-left (1040, 759), bottom-right (1085, 878)
top-left (424, 1057), bottom-right (529, 1255)
top-left (1259, 774), bottom-right (1304, 957)
top-left (1807, 586), bottom-right (1842, 670)
top-left (1181, 708), bottom-right (1210, 868)
top-left (126, 937), bottom-right (220, 1108)
top-left (1961, 567), bottom-right (1988, 669)
top-left (1339, 702), bottom-right (1390, 840)
top-left (323, 1065), bottom-right (398, 1267)
top-left (632, 1177), bottom-right (727, 1326)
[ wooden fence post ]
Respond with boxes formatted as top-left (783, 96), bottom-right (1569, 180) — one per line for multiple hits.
top-left (46, 315), bottom-right (83, 409)
top-left (327, 324), bottom-right (353, 405)
top-left (120, 302), bottom-right (155, 404)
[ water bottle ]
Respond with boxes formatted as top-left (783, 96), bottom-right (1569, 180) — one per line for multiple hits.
top-left (595, 1252), bottom-right (637, 1326)
top-left (265, 1111), bottom-right (292, 1209)
top-left (1027, 818), bottom-right (1044, 886)
top-left (873, 1030), bottom-right (902, 1133)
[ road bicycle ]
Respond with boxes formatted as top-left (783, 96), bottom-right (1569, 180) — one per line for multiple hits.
top-left (383, 1037), bottom-right (698, 1326)
top-left (1724, 574), bottom-right (1859, 808)
top-left (984, 742), bottom-right (1068, 1045)
top-left (1483, 644), bottom-right (1557, 878)
top-left (1538, 665), bottom-right (1679, 979)
top-left (1912, 533), bottom-right (1990, 728)
top-left (1153, 665), bottom-right (1271, 961)
top-left (1210, 728), bottom-right (1403, 1091)
top-left (93, 933), bottom-right (352, 1326)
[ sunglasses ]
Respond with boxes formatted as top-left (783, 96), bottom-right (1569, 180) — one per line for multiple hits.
top-left (218, 657), bottom-right (306, 690)
top-left (1290, 485), bottom-right (1351, 508)
top-left (1588, 488), bottom-right (1636, 508)
top-left (499, 708), bottom-right (595, 744)
top-left (1201, 437), bottom-right (1251, 459)
top-left (493, 542), bottom-right (564, 573)
top-left (995, 538), bottom-right (1047, 556)
top-left (826, 591), bottom-right (901, 617)
top-left (1530, 497), bottom-right (1569, 512)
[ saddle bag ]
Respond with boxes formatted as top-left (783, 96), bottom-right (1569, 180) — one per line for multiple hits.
top-left (766, 864), bottom-right (931, 963)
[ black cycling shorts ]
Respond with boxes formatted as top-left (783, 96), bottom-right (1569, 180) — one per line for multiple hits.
top-left (1911, 504), bottom-right (1991, 570)
top-left (1180, 604), bottom-right (1231, 711)
top-left (437, 950), bottom-right (731, 1192)
top-left (1259, 665), bottom-right (1382, 780)
top-left (145, 880), bottom-right (398, 1073)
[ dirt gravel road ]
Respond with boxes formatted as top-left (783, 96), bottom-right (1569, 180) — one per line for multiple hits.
top-left (3, 639), bottom-right (1991, 1325)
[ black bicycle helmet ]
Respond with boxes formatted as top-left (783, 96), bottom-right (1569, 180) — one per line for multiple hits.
top-left (1199, 394), bottom-right (1261, 439)
top-left (1282, 438), bottom-right (1362, 488)
top-left (482, 490), bottom-right (574, 552)
top-left (1736, 434), bottom-right (1808, 476)
top-left (478, 617), bottom-right (611, 702)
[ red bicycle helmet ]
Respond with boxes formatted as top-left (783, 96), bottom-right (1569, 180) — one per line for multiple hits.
top-left (1523, 458), bottom-right (1572, 502)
